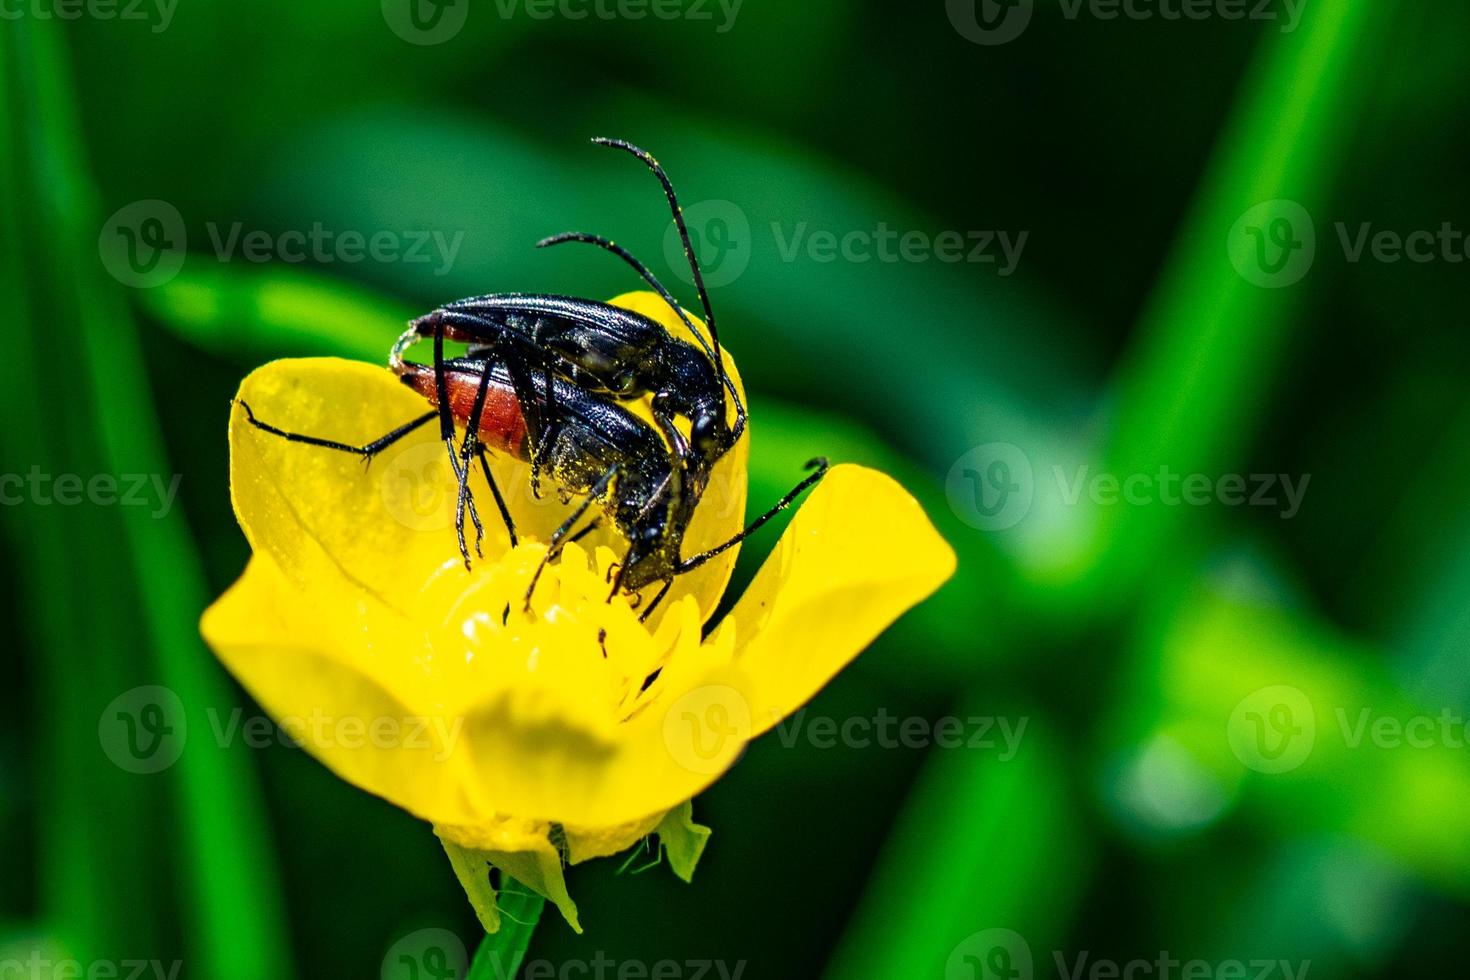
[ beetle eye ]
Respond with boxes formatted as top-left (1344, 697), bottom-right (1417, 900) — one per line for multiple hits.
top-left (691, 413), bottom-right (718, 450)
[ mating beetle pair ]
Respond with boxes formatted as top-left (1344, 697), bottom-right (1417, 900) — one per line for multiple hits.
top-left (241, 138), bottom-right (826, 619)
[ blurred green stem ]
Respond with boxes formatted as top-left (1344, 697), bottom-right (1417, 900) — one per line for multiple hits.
top-left (1077, 0), bottom-right (1387, 612)
top-left (10, 19), bottom-right (293, 979)
top-left (467, 884), bottom-right (545, 980)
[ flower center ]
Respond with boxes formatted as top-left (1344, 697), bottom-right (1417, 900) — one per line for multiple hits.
top-left (410, 543), bottom-right (697, 726)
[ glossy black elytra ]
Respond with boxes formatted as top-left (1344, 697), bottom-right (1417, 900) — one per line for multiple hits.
top-left (239, 138), bottom-right (825, 620)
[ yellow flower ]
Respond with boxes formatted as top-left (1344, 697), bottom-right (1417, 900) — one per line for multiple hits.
top-left (200, 292), bottom-right (955, 932)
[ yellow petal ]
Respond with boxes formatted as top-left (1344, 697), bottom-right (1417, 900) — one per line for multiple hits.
top-left (229, 356), bottom-right (542, 609)
top-left (715, 464), bottom-right (956, 734)
top-left (563, 812), bottom-right (665, 865)
top-left (200, 555), bottom-right (490, 827)
top-left (202, 546), bottom-right (752, 830)
top-left (453, 652), bottom-right (752, 826)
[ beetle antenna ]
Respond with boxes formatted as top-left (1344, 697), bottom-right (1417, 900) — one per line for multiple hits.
top-left (536, 232), bottom-right (717, 363)
top-left (590, 137), bottom-right (729, 416)
top-left (538, 231), bottom-right (746, 437)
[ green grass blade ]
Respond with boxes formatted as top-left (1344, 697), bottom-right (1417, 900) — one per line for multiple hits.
top-left (1076, 0), bottom-right (1389, 608)
top-left (824, 712), bottom-right (1090, 980)
top-left (11, 19), bottom-right (293, 979)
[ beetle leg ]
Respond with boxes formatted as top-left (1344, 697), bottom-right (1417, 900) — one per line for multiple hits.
top-left (675, 457), bottom-right (830, 575)
top-left (237, 402), bottom-right (436, 461)
top-left (500, 352), bottom-right (550, 500)
top-left (428, 314), bottom-right (487, 569)
top-left (606, 559), bottom-right (627, 602)
top-left (455, 356), bottom-right (511, 559)
top-left (528, 359), bottom-right (561, 501)
top-left (637, 579), bottom-right (673, 622)
top-left (474, 445), bottom-right (519, 549)
top-left (447, 445), bottom-right (484, 569)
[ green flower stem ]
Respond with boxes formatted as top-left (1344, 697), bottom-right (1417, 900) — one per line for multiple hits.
top-left (467, 881), bottom-right (546, 980)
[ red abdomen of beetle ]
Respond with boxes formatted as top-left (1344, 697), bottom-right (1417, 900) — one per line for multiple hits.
top-left (395, 363), bottom-right (529, 458)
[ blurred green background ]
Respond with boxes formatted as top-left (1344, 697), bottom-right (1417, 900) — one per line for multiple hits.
top-left (4, 0), bottom-right (1469, 977)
